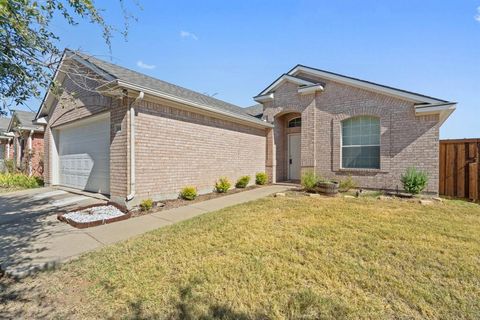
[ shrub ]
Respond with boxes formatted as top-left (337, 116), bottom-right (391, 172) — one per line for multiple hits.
top-left (140, 198), bottom-right (154, 211)
top-left (235, 175), bottom-right (251, 188)
top-left (215, 177), bottom-right (231, 193)
top-left (255, 172), bottom-right (268, 185)
top-left (339, 175), bottom-right (358, 192)
top-left (180, 186), bottom-right (197, 200)
top-left (401, 167), bottom-right (428, 195)
top-left (0, 173), bottom-right (42, 189)
top-left (4, 160), bottom-right (15, 173)
top-left (301, 171), bottom-right (318, 192)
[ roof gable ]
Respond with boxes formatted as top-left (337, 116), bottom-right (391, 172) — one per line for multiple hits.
top-left (0, 117), bottom-right (10, 132)
top-left (288, 65), bottom-right (448, 104)
top-left (8, 110), bottom-right (44, 132)
top-left (256, 74), bottom-right (317, 97)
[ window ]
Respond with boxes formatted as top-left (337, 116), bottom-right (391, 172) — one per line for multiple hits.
top-left (288, 117), bottom-right (301, 128)
top-left (341, 116), bottom-right (380, 169)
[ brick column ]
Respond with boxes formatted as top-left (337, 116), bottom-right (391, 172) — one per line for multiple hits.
top-left (301, 97), bottom-right (316, 174)
top-left (265, 127), bottom-right (276, 183)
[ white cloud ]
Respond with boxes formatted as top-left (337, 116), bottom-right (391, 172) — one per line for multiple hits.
top-left (180, 30), bottom-right (198, 40)
top-left (476, 6), bottom-right (480, 22)
top-left (136, 60), bottom-right (156, 70)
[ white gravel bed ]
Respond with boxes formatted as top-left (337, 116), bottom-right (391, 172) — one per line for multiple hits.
top-left (63, 205), bottom-right (125, 223)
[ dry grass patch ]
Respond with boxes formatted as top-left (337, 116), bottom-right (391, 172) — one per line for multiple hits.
top-left (2, 196), bottom-right (480, 319)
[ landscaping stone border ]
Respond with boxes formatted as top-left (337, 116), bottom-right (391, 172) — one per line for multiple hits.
top-left (57, 202), bottom-right (131, 229)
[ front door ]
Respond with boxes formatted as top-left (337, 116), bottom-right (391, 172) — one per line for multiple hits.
top-left (288, 133), bottom-right (301, 180)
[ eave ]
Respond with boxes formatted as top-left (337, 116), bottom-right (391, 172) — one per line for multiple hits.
top-left (97, 80), bottom-right (273, 129)
top-left (415, 102), bottom-right (456, 126)
top-left (288, 65), bottom-right (448, 104)
top-left (257, 74), bottom-right (317, 97)
top-left (253, 93), bottom-right (274, 103)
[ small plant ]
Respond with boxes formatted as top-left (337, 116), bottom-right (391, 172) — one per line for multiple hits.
top-left (215, 177), bottom-right (231, 193)
top-left (401, 167), bottom-right (428, 195)
top-left (140, 198), bottom-right (154, 211)
top-left (339, 175), bottom-right (358, 192)
top-left (255, 172), bottom-right (268, 185)
top-left (235, 175), bottom-right (251, 188)
top-left (180, 186), bottom-right (197, 200)
top-left (301, 170), bottom-right (318, 192)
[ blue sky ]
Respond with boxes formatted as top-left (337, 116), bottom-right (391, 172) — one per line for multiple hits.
top-left (20, 1), bottom-right (480, 139)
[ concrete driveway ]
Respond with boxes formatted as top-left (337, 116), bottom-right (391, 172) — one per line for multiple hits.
top-left (0, 187), bottom-right (105, 277)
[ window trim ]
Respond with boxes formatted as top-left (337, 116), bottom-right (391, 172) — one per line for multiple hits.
top-left (340, 116), bottom-right (381, 170)
top-left (287, 117), bottom-right (301, 128)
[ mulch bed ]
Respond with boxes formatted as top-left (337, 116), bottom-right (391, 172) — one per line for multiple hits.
top-left (132, 185), bottom-right (261, 218)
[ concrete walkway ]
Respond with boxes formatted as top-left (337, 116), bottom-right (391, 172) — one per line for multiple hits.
top-left (0, 185), bottom-right (289, 278)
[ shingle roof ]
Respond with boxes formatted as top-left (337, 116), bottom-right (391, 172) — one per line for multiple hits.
top-left (71, 51), bottom-right (266, 125)
top-left (243, 104), bottom-right (264, 118)
top-left (12, 110), bottom-right (44, 131)
top-left (0, 117), bottom-right (10, 132)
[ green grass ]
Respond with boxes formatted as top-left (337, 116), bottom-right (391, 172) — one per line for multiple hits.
top-left (5, 196), bottom-right (480, 319)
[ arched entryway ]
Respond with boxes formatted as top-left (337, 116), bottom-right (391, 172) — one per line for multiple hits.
top-left (274, 112), bottom-right (302, 182)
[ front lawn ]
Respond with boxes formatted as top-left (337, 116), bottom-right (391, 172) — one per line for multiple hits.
top-left (2, 196), bottom-right (480, 319)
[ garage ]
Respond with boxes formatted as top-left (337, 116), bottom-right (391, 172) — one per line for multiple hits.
top-left (57, 114), bottom-right (110, 194)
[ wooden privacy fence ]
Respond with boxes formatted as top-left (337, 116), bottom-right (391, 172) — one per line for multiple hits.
top-left (439, 139), bottom-right (479, 201)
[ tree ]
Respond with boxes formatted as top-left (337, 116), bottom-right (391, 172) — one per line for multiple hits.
top-left (0, 0), bottom-right (137, 114)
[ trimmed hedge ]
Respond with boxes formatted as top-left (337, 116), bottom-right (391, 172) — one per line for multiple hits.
top-left (180, 186), bottom-right (197, 200)
top-left (140, 198), bottom-right (153, 211)
top-left (255, 172), bottom-right (268, 185)
top-left (235, 176), bottom-right (251, 188)
top-left (215, 177), bottom-right (231, 193)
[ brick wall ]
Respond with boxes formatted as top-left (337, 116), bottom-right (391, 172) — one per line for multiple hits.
top-left (263, 76), bottom-right (440, 193)
top-left (30, 132), bottom-right (44, 176)
top-left (133, 99), bottom-right (267, 202)
top-left (0, 140), bottom-right (10, 166)
top-left (43, 61), bottom-right (126, 198)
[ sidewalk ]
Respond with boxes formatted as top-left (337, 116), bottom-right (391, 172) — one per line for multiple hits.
top-left (2, 185), bottom-right (290, 278)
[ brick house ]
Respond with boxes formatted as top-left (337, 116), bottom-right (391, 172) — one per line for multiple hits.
top-left (253, 66), bottom-right (455, 193)
top-left (0, 117), bottom-right (14, 171)
top-left (6, 110), bottom-right (45, 176)
top-left (36, 50), bottom-right (455, 208)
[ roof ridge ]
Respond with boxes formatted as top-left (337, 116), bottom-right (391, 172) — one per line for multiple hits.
top-left (72, 50), bottom-right (249, 114)
top-left (292, 64), bottom-right (449, 103)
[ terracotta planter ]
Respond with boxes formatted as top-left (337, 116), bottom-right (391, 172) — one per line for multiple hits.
top-left (315, 181), bottom-right (339, 196)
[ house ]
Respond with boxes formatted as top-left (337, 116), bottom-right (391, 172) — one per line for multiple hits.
top-left (0, 117), bottom-right (13, 169)
top-left (36, 50), bottom-right (455, 208)
top-left (6, 110), bottom-right (45, 176)
top-left (253, 65), bottom-right (455, 193)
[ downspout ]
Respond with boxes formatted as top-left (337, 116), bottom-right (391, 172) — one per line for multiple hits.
top-left (126, 91), bottom-right (144, 202)
top-left (28, 130), bottom-right (34, 176)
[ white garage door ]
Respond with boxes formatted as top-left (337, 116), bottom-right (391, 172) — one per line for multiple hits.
top-left (58, 116), bottom-right (110, 194)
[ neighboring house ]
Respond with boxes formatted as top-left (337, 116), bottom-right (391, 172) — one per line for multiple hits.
top-left (7, 110), bottom-right (45, 176)
top-left (0, 117), bottom-right (13, 170)
top-left (36, 50), bottom-right (455, 208)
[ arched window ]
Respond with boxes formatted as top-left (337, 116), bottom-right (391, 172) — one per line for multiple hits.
top-left (288, 117), bottom-right (301, 128)
top-left (341, 116), bottom-right (380, 169)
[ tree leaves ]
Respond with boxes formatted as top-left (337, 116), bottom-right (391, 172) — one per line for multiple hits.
top-left (0, 0), bottom-right (136, 112)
